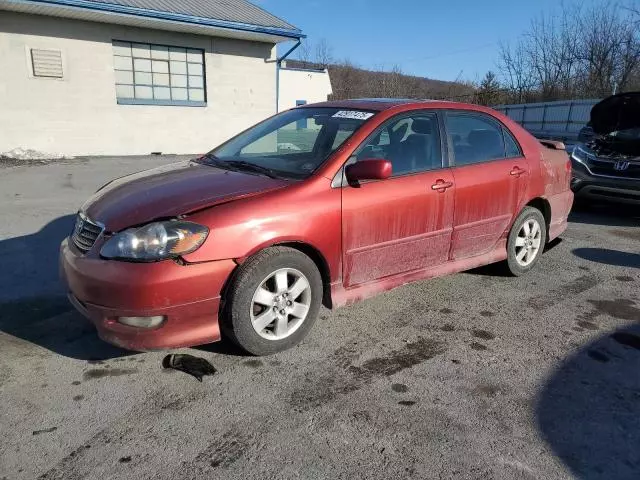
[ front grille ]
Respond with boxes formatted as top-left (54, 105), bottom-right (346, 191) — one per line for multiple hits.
top-left (71, 213), bottom-right (104, 253)
top-left (588, 158), bottom-right (640, 179)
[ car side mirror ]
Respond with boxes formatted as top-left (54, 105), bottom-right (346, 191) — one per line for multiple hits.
top-left (345, 159), bottom-right (392, 183)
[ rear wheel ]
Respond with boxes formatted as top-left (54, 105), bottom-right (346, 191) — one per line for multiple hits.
top-left (505, 206), bottom-right (547, 276)
top-left (222, 247), bottom-right (322, 356)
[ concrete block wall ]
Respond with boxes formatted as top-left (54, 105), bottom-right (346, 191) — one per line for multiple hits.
top-left (0, 11), bottom-right (277, 156)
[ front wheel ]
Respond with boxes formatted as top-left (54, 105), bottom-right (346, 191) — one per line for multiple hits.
top-left (505, 206), bottom-right (547, 276)
top-left (222, 247), bottom-right (323, 356)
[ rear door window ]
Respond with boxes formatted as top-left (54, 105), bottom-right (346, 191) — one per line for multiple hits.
top-left (446, 113), bottom-right (507, 166)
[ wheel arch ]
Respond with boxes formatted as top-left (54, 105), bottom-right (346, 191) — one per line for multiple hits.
top-left (230, 240), bottom-right (333, 310)
top-left (274, 241), bottom-right (333, 309)
top-left (526, 197), bottom-right (552, 242)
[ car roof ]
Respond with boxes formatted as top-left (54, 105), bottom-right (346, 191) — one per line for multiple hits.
top-left (301, 98), bottom-right (467, 112)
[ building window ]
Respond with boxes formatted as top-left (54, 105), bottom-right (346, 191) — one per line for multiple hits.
top-left (112, 41), bottom-right (206, 107)
top-left (31, 49), bottom-right (63, 78)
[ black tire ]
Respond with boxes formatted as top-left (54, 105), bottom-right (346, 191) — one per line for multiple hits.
top-left (221, 246), bottom-right (323, 356)
top-left (505, 206), bottom-right (547, 276)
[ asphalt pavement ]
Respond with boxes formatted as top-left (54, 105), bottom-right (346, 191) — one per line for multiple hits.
top-left (0, 156), bottom-right (639, 480)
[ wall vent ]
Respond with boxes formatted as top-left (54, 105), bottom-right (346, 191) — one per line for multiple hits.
top-left (31, 49), bottom-right (63, 78)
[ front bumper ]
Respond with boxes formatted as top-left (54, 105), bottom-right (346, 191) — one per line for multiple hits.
top-left (571, 161), bottom-right (640, 204)
top-left (60, 239), bottom-right (236, 351)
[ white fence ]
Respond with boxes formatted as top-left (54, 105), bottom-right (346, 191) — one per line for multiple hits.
top-left (494, 99), bottom-right (601, 142)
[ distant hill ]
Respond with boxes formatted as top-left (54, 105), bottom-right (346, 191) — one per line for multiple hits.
top-left (285, 60), bottom-right (476, 102)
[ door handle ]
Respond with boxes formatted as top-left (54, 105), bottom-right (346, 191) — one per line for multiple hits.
top-left (510, 167), bottom-right (526, 176)
top-left (431, 180), bottom-right (454, 192)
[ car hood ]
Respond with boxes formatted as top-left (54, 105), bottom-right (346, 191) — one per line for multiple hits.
top-left (82, 160), bottom-right (290, 232)
top-left (590, 92), bottom-right (640, 135)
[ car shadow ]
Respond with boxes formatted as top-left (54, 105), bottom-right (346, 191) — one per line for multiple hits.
top-left (573, 248), bottom-right (640, 269)
top-left (194, 338), bottom-right (248, 357)
top-left (536, 323), bottom-right (640, 479)
top-left (569, 202), bottom-right (640, 228)
top-left (0, 215), bottom-right (130, 360)
top-left (468, 238), bottom-right (563, 277)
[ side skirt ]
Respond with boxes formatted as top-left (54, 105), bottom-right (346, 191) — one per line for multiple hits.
top-left (330, 240), bottom-right (508, 308)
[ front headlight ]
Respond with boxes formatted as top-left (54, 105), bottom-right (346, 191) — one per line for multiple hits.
top-left (570, 145), bottom-right (594, 165)
top-left (100, 221), bottom-right (208, 262)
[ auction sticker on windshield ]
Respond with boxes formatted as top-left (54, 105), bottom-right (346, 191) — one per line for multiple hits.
top-left (332, 110), bottom-right (375, 120)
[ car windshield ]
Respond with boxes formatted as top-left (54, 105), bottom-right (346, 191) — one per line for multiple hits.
top-left (199, 107), bottom-right (376, 179)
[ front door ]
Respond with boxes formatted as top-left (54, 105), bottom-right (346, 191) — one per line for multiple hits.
top-left (444, 111), bottom-right (528, 260)
top-left (341, 111), bottom-right (455, 287)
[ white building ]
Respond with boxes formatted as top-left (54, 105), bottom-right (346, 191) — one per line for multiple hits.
top-left (0, 0), bottom-right (332, 157)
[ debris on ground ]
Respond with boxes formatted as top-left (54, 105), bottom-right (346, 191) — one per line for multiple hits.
top-left (1, 147), bottom-right (70, 161)
top-left (162, 354), bottom-right (216, 382)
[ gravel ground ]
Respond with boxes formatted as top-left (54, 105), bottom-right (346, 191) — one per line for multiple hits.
top-left (0, 157), bottom-right (639, 480)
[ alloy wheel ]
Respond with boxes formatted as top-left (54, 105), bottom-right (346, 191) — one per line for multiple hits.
top-left (250, 268), bottom-right (312, 340)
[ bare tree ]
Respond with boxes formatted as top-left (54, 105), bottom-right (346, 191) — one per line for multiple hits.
top-left (296, 40), bottom-right (313, 68)
top-left (498, 2), bottom-right (640, 102)
top-left (314, 38), bottom-right (334, 68)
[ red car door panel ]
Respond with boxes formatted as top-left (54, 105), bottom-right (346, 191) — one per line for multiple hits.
top-left (341, 111), bottom-right (454, 287)
top-left (445, 111), bottom-right (528, 261)
top-left (450, 158), bottom-right (527, 259)
top-left (342, 171), bottom-right (454, 286)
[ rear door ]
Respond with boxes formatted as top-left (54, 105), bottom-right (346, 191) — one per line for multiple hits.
top-left (445, 111), bottom-right (528, 260)
top-left (341, 111), bottom-right (455, 287)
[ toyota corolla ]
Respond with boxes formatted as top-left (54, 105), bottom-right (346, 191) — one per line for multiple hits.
top-left (60, 99), bottom-right (574, 355)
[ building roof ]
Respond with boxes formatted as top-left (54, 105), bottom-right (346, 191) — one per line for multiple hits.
top-left (87, 0), bottom-right (298, 30)
top-left (0, 0), bottom-right (303, 42)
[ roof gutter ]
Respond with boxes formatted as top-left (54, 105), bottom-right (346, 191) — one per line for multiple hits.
top-left (12, 0), bottom-right (305, 39)
top-left (275, 39), bottom-right (302, 113)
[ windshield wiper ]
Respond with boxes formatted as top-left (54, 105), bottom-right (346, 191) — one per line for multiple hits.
top-left (196, 154), bottom-right (281, 179)
top-left (222, 160), bottom-right (281, 179)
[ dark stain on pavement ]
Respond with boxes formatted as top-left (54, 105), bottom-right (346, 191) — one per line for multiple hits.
top-left (439, 308), bottom-right (454, 314)
top-left (289, 338), bottom-right (445, 409)
top-left (479, 310), bottom-right (495, 317)
top-left (391, 383), bottom-right (408, 393)
top-left (611, 332), bottom-right (640, 350)
top-left (73, 395), bottom-right (84, 401)
top-left (243, 359), bottom-right (263, 368)
top-left (615, 276), bottom-right (634, 282)
top-left (472, 329), bottom-right (495, 340)
top-left (398, 400), bottom-right (417, 406)
top-left (195, 430), bottom-right (250, 470)
top-left (119, 456), bottom-right (132, 463)
top-left (83, 368), bottom-right (137, 381)
top-left (440, 324), bottom-right (455, 332)
top-left (473, 384), bottom-right (503, 397)
top-left (528, 275), bottom-right (599, 310)
top-left (349, 338), bottom-right (445, 378)
top-left (71, 381), bottom-right (81, 386)
top-left (470, 342), bottom-right (488, 351)
top-left (588, 299), bottom-right (640, 321)
top-left (33, 427), bottom-right (57, 436)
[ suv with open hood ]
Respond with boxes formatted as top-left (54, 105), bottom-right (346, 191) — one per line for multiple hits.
top-left (571, 92), bottom-right (640, 204)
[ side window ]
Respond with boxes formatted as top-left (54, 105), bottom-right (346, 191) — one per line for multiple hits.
top-left (353, 112), bottom-right (442, 176)
top-left (446, 113), bottom-right (506, 166)
top-left (503, 128), bottom-right (522, 157)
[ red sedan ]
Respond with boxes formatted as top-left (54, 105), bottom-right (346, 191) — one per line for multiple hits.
top-left (60, 99), bottom-right (573, 355)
